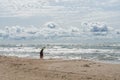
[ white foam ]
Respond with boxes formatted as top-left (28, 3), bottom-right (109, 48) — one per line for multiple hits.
top-left (0, 47), bottom-right (39, 52)
top-left (0, 46), bottom-right (119, 54)
top-left (3, 52), bottom-right (30, 58)
top-left (0, 45), bottom-right (120, 64)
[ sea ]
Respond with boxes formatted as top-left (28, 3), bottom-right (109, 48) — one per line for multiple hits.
top-left (0, 43), bottom-right (120, 64)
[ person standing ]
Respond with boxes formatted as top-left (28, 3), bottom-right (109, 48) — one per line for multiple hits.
top-left (40, 47), bottom-right (45, 59)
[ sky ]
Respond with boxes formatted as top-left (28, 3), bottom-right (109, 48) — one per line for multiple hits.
top-left (0, 0), bottom-right (120, 44)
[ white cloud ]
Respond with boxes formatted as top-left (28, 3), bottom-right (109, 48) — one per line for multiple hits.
top-left (0, 0), bottom-right (119, 17)
top-left (0, 22), bottom-right (119, 41)
top-left (0, 0), bottom-right (120, 42)
top-left (0, 0), bottom-right (66, 17)
top-left (89, 23), bottom-right (109, 36)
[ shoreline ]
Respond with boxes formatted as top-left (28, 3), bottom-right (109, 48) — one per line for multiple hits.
top-left (0, 55), bottom-right (120, 80)
top-left (1, 55), bottom-right (120, 64)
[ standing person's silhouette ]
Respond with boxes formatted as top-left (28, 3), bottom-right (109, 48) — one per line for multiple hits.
top-left (40, 47), bottom-right (45, 59)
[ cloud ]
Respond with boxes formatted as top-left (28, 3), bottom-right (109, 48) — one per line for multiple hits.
top-left (0, 0), bottom-right (119, 18)
top-left (116, 30), bottom-right (120, 35)
top-left (90, 23), bottom-right (109, 35)
top-left (0, 0), bottom-right (119, 43)
top-left (44, 22), bottom-right (58, 29)
top-left (0, 22), bottom-right (118, 41)
top-left (0, 0), bottom-right (66, 17)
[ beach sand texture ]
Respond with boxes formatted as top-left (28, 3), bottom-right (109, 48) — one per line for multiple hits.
top-left (0, 56), bottom-right (120, 80)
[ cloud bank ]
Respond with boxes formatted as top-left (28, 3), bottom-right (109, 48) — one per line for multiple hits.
top-left (0, 22), bottom-right (119, 42)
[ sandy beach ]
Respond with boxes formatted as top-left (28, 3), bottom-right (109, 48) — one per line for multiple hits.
top-left (0, 56), bottom-right (120, 80)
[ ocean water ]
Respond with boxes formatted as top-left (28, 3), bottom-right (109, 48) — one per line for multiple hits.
top-left (0, 43), bottom-right (120, 64)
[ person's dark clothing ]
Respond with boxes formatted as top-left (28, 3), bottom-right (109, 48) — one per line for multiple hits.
top-left (40, 48), bottom-right (44, 59)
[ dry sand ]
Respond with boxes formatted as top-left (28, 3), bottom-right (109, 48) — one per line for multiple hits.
top-left (0, 56), bottom-right (120, 80)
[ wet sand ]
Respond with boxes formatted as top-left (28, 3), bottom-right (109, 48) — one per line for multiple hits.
top-left (0, 56), bottom-right (120, 80)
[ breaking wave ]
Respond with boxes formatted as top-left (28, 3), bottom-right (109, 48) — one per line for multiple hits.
top-left (0, 43), bottom-right (120, 63)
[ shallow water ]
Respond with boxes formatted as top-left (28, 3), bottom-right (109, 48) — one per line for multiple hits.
top-left (0, 43), bottom-right (120, 64)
